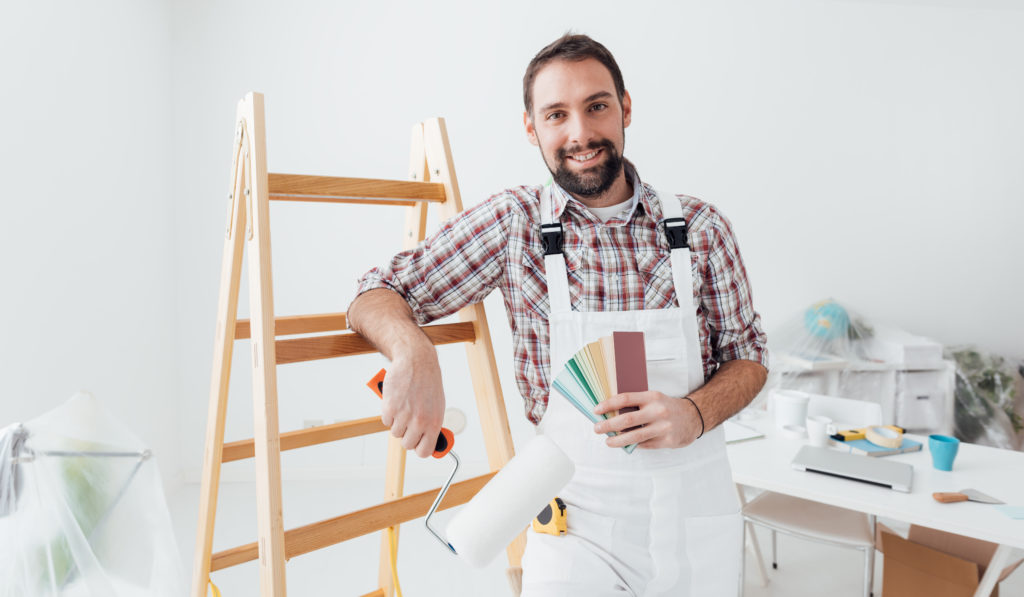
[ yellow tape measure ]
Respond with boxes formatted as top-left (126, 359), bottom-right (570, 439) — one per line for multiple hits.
top-left (533, 497), bottom-right (567, 536)
top-left (831, 425), bottom-right (905, 443)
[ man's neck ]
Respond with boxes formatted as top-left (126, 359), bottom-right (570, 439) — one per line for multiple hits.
top-left (568, 168), bottom-right (633, 208)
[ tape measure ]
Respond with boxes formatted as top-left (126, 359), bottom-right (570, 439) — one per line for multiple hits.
top-left (533, 497), bottom-right (567, 536)
top-left (830, 425), bottom-right (905, 443)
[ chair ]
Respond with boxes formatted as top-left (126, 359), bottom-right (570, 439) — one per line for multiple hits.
top-left (741, 393), bottom-right (881, 597)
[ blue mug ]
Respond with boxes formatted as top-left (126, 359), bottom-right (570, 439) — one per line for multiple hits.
top-left (928, 434), bottom-right (960, 471)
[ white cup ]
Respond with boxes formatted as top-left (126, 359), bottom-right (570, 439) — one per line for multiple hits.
top-left (772, 390), bottom-right (809, 429)
top-left (805, 415), bottom-right (836, 448)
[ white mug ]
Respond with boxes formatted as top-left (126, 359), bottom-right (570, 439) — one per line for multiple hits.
top-left (805, 415), bottom-right (836, 448)
top-left (772, 390), bottom-right (810, 429)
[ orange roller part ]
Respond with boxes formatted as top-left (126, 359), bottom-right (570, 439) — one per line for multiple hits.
top-left (368, 368), bottom-right (387, 399)
top-left (433, 428), bottom-right (455, 459)
top-left (366, 368), bottom-right (455, 459)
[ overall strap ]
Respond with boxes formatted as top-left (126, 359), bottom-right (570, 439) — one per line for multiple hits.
top-left (539, 186), bottom-right (572, 314)
top-left (658, 190), bottom-right (696, 309)
top-left (657, 189), bottom-right (705, 392)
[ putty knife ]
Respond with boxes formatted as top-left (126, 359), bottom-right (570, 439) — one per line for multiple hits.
top-left (932, 489), bottom-right (1004, 504)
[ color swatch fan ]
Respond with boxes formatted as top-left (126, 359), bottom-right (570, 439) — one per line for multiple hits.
top-left (552, 331), bottom-right (648, 453)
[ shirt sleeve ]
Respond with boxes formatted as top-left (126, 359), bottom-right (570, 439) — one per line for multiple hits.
top-left (352, 194), bottom-right (510, 325)
top-left (700, 207), bottom-right (769, 370)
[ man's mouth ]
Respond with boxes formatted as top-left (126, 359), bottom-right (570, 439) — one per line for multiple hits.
top-left (566, 148), bottom-right (603, 165)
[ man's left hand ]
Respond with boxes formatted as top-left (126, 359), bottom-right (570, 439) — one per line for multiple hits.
top-left (592, 391), bottom-right (702, 449)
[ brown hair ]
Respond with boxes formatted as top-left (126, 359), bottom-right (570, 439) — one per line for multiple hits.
top-left (523, 33), bottom-right (626, 117)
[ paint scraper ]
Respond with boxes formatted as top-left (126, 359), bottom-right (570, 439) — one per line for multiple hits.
top-left (932, 489), bottom-right (1005, 504)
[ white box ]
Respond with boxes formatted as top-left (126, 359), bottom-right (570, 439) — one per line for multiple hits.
top-left (896, 366), bottom-right (954, 432)
top-left (862, 325), bottom-right (944, 370)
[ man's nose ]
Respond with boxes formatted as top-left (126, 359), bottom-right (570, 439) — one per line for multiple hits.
top-left (566, 113), bottom-right (595, 147)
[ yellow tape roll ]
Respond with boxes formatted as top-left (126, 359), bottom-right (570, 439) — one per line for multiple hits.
top-left (865, 425), bottom-right (903, 449)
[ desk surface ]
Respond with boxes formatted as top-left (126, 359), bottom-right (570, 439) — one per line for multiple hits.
top-left (727, 414), bottom-right (1024, 550)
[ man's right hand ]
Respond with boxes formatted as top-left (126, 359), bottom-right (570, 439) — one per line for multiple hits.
top-left (379, 342), bottom-right (446, 459)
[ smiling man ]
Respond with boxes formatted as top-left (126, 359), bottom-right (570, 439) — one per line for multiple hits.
top-left (348, 33), bottom-right (768, 596)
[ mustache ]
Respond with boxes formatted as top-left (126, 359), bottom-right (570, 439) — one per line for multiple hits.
top-left (556, 139), bottom-right (615, 161)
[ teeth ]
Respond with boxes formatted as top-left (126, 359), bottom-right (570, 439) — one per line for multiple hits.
top-left (571, 150), bottom-right (599, 161)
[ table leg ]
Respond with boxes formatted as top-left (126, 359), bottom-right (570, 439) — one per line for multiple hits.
top-left (973, 544), bottom-right (1012, 597)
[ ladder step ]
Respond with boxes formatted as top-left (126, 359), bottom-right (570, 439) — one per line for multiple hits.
top-left (235, 312), bottom-right (347, 339)
top-left (268, 174), bottom-right (446, 206)
top-left (275, 322), bottom-right (477, 364)
top-left (221, 417), bottom-right (386, 463)
top-left (209, 471), bottom-right (497, 571)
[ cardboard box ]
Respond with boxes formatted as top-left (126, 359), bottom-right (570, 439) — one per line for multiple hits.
top-left (877, 524), bottom-right (1023, 596)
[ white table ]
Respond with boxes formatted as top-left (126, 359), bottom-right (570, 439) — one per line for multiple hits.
top-left (727, 415), bottom-right (1024, 597)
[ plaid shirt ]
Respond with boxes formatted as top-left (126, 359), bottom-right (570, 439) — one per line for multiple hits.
top-left (354, 169), bottom-right (768, 425)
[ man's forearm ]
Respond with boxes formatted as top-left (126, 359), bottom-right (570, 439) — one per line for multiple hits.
top-left (347, 288), bottom-right (433, 358)
top-left (347, 288), bottom-right (447, 458)
top-left (686, 360), bottom-right (767, 431)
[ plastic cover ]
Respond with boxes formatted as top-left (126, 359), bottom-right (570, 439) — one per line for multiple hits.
top-left (757, 299), bottom-right (1023, 450)
top-left (946, 347), bottom-right (1023, 451)
top-left (0, 393), bottom-right (184, 596)
top-left (759, 298), bottom-right (905, 407)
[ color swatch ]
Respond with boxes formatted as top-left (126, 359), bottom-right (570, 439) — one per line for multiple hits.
top-left (551, 331), bottom-right (647, 453)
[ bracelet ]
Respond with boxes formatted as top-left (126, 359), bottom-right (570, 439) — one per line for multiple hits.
top-left (681, 396), bottom-right (704, 439)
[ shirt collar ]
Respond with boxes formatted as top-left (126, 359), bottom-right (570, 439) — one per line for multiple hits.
top-left (547, 161), bottom-right (659, 224)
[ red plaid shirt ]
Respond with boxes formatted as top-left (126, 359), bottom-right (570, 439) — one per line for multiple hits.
top-left (354, 170), bottom-right (768, 425)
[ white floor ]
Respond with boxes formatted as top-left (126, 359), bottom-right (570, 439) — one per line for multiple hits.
top-left (169, 479), bottom-right (1024, 596)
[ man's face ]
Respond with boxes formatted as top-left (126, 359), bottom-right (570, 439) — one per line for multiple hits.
top-left (524, 58), bottom-right (631, 200)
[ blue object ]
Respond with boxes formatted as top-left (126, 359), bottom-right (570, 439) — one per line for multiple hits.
top-left (843, 438), bottom-right (922, 457)
top-left (804, 300), bottom-right (850, 340)
top-left (928, 434), bottom-right (960, 471)
top-left (994, 506), bottom-right (1024, 520)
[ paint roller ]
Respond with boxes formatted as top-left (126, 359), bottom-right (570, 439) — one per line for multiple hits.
top-left (367, 369), bottom-right (575, 568)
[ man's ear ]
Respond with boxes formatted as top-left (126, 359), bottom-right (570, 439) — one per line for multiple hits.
top-left (622, 90), bottom-right (632, 129)
top-left (524, 111), bottom-right (539, 146)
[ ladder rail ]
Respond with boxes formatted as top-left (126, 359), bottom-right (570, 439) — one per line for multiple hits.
top-left (268, 173), bottom-right (446, 205)
top-left (209, 471), bottom-right (496, 572)
top-left (221, 417), bottom-right (387, 463)
top-left (275, 321), bottom-right (476, 364)
top-left (235, 313), bottom-right (348, 339)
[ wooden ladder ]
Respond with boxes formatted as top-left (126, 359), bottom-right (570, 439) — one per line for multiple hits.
top-left (190, 92), bottom-right (524, 597)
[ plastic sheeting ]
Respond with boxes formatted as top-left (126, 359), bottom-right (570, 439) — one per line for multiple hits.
top-left (759, 298), bottom-right (1024, 450)
top-left (759, 299), bottom-right (909, 409)
top-left (0, 393), bottom-right (184, 596)
top-left (947, 347), bottom-right (1024, 451)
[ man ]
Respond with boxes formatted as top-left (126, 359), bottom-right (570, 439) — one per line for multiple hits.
top-left (348, 33), bottom-right (768, 596)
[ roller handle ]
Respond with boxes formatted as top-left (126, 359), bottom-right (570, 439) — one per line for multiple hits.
top-left (933, 492), bottom-right (969, 503)
top-left (367, 368), bottom-right (454, 459)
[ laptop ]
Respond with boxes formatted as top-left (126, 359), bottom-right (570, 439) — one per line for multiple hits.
top-left (791, 446), bottom-right (914, 492)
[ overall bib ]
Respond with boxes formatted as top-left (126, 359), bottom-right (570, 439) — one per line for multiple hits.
top-left (520, 187), bottom-right (742, 597)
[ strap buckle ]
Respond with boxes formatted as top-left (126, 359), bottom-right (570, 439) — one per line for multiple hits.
top-left (663, 217), bottom-right (688, 249)
top-left (541, 223), bottom-right (564, 256)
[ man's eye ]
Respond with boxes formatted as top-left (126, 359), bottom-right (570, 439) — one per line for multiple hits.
top-left (546, 112), bottom-right (564, 121)
top-left (590, 103), bottom-right (607, 112)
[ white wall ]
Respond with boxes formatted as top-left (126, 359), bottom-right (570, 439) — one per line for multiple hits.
top-left (3, 0), bottom-right (1021, 489)
top-left (0, 2), bottom-right (179, 486)
top-left (169, 0), bottom-right (1024, 483)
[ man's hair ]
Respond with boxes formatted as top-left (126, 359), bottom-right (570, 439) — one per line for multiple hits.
top-left (522, 33), bottom-right (625, 118)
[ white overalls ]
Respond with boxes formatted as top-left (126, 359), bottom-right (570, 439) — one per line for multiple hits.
top-left (520, 186), bottom-right (743, 597)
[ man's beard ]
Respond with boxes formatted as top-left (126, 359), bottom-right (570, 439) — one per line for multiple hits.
top-left (549, 139), bottom-right (623, 198)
